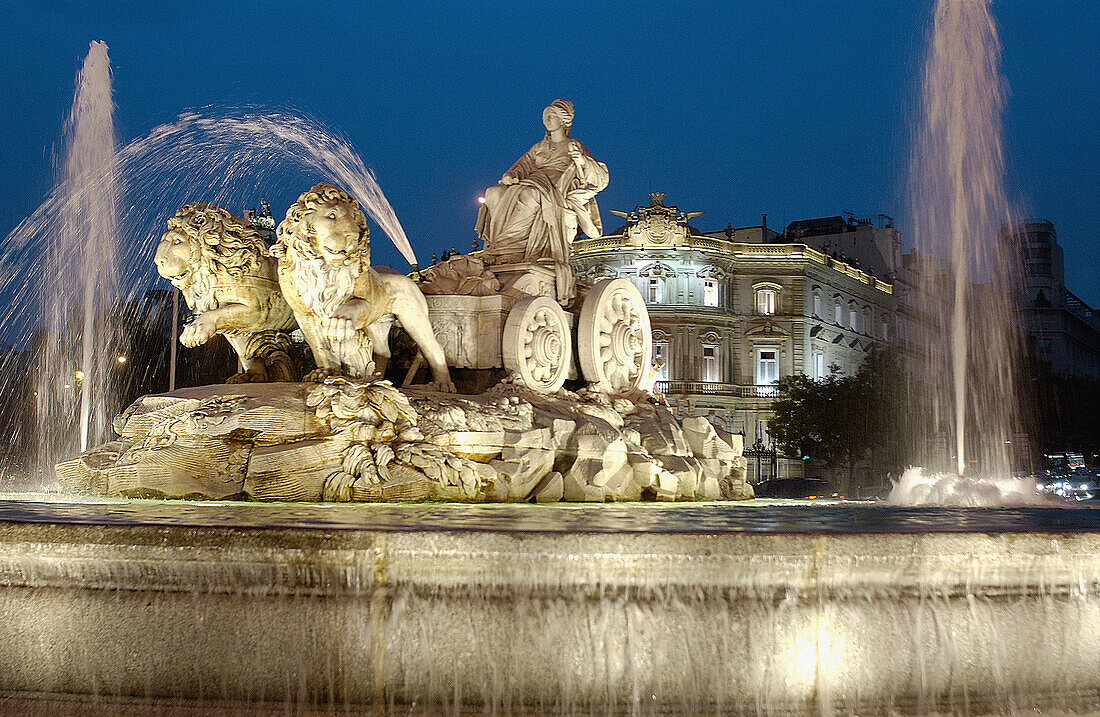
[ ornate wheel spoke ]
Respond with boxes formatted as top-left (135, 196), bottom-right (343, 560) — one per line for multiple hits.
top-left (578, 279), bottom-right (654, 396)
top-left (503, 296), bottom-right (572, 393)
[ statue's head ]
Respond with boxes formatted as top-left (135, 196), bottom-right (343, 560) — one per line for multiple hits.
top-left (274, 183), bottom-right (369, 267)
top-left (155, 203), bottom-right (268, 295)
top-left (542, 99), bottom-right (574, 136)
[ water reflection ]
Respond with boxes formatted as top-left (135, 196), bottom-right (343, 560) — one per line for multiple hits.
top-left (0, 495), bottom-right (1096, 535)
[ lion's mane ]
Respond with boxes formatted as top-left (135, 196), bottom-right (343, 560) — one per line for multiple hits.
top-left (272, 183), bottom-right (371, 317)
top-left (163, 203), bottom-right (272, 313)
top-left (271, 183), bottom-right (370, 266)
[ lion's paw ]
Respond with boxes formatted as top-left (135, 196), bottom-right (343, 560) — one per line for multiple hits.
top-left (426, 377), bottom-right (457, 394)
top-left (304, 368), bottom-right (338, 383)
top-left (226, 366), bottom-right (268, 384)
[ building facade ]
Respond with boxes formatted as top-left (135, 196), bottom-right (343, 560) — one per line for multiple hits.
top-left (1009, 220), bottom-right (1100, 380)
top-left (572, 194), bottom-right (895, 482)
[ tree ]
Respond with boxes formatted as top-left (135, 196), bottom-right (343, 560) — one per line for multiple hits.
top-left (768, 348), bottom-right (909, 489)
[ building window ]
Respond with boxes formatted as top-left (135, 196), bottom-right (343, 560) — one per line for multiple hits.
top-left (849, 305), bottom-right (858, 332)
top-left (881, 319), bottom-right (888, 341)
top-left (834, 298), bottom-right (843, 325)
top-left (702, 345), bottom-right (719, 382)
top-left (755, 287), bottom-right (778, 315)
top-left (646, 277), bottom-right (663, 304)
top-left (812, 352), bottom-right (825, 380)
top-left (755, 348), bottom-right (779, 388)
top-left (703, 279), bottom-right (718, 307)
top-left (812, 293), bottom-right (822, 318)
top-left (756, 418), bottom-right (770, 447)
top-left (654, 342), bottom-right (669, 380)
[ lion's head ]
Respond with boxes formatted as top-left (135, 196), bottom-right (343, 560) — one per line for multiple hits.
top-left (272, 183), bottom-right (369, 268)
top-left (155, 203), bottom-right (271, 311)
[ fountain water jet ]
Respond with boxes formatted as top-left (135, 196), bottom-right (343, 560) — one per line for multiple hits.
top-left (907, 0), bottom-right (1024, 477)
top-left (36, 41), bottom-right (121, 468)
top-left (4, 103), bottom-right (418, 476)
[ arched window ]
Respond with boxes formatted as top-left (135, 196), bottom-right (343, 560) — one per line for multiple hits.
top-left (849, 301), bottom-right (858, 331)
top-left (812, 291), bottom-right (823, 318)
top-left (833, 296), bottom-right (844, 325)
top-left (753, 283), bottom-right (780, 316)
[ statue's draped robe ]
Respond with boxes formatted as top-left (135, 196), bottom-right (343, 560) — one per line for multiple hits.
top-left (476, 137), bottom-right (609, 304)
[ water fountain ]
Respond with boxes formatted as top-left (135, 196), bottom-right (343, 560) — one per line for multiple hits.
top-left (0, 6), bottom-right (1098, 713)
top-left (906, 0), bottom-right (1024, 478)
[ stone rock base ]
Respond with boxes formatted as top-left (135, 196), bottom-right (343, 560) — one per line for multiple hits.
top-left (57, 380), bottom-right (750, 503)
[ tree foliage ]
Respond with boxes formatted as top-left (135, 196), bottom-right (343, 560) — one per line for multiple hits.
top-left (768, 349), bottom-right (908, 478)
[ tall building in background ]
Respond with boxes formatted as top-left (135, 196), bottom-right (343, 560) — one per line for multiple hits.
top-left (572, 193), bottom-right (895, 482)
top-left (1008, 220), bottom-right (1100, 380)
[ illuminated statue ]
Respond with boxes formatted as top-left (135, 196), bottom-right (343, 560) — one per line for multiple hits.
top-left (475, 99), bottom-right (609, 305)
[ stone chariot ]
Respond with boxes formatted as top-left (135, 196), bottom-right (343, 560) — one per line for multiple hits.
top-left (422, 262), bottom-right (654, 396)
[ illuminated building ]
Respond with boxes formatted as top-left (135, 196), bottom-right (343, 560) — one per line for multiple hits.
top-left (572, 193), bottom-right (895, 481)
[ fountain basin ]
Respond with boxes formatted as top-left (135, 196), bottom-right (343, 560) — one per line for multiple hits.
top-left (0, 499), bottom-right (1097, 714)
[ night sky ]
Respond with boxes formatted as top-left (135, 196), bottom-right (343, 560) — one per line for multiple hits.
top-left (2, 1), bottom-right (1097, 306)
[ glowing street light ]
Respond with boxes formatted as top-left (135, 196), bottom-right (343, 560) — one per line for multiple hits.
top-left (116, 355), bottom-right (127, 364)
top-left (477, 196), bottom-right (486, 205)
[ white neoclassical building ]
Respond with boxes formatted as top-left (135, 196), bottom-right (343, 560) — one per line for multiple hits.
top-left (572, 193), bottom-right (895, 481)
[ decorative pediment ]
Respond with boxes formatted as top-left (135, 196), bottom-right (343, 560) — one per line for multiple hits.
top-left (638, 261), bottom-right (677, 278)
top-left (652, 328), bottom-right (671, 342)
top-left (744, 320), bottom-right (790, 339)
top-left (697, 265), bottom-right (727, 280)
top-left (699, 331), bottom-right (722, 345)
top-left (581, 264), bottom-right (619, 280)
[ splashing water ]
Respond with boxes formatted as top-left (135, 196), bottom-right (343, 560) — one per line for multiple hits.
top-left (35, 41), bottom-right (121, 470)
top-left (3, 97), bottom-right (417, 477)
top-left (885, 467), bottom-right (1048, 507)
top-left (906, 0), bottom-right (1023, 477)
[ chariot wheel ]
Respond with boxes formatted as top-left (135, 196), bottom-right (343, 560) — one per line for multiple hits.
top-left (577, 279), bottom-right (653, 395)
top-left (502, 296), bottom-right (572, 393)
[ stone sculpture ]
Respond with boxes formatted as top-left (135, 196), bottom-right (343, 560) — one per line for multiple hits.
top-left (66, 135), bottom-right (753, 506)
top-left (476, 99), bottom-right (609, 305)
top-left (56, 378), bottom-right (752, 503)
top-left (271, 183), bottom-right (455, 392)
top-left (154, 203), bottom-right (298, 382)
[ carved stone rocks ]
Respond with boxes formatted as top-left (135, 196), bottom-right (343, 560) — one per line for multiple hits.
top-left (56, 380), bottom-right (750, 503)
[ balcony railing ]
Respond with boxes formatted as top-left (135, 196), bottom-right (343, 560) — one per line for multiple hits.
top-left (654, 381), bottom-right (779, 398)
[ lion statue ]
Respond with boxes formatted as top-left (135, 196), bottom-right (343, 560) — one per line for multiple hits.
top-left (271, 183), bottom-right (455, 392)
top-left (154, 203), bottom-right (298, 383)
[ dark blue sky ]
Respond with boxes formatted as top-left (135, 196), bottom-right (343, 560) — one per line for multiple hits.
top-left (2, 1), bottom-right (1097, 306)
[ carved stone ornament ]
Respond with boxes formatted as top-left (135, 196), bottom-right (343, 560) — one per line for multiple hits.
top-left (638, 261), bottom-right (676, 278)
top-left (578, 279), bottom-right (653, 396)
top-left (580, 264), bottom-right (619, 281)
top-left (475, 99), bottom-right (609, 305)
top-left (502, 296), bottom-right (573, 393)
top-left (56, 379), bottom-right (751, 503)
top-left (271, 183), bottom-right (455, 392)
top-left (154, 203), bottom-right (298, 382)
